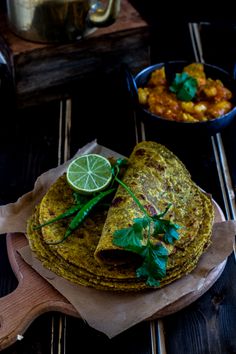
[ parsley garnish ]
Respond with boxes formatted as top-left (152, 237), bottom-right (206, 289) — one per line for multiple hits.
top-left (112, 161), bottom-right (181, 287)
top-left (136, 242), bottom-right (169, 287)
top-left (170, 72), bottom-right (198, 101)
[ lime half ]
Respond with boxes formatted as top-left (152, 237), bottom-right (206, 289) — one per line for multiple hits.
top-left (66, 154), bottom-right (112, 194)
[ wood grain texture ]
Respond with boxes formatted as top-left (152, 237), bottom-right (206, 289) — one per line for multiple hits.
top-left (162, 253), bottom-right (236, 354)
top-left (0, 0), bottom-right (150, 108)
top-left (0, 200), bottom-right (225, 351)
top-left (0, 234), bottom-right (78, 351)
top-left (1, 9), bottom-right (236, 353)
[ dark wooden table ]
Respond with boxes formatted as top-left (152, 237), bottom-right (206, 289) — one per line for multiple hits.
top-left (1, 2), bottom-right (236, 353)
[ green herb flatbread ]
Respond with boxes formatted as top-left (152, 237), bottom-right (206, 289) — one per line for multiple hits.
top-left (26, 141), bottom-right (214, 292)
top-left (95, 141), bottom-right (213, 266)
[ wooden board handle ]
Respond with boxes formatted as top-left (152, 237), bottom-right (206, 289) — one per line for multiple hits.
top-left (0, 199), bottom-right (227, 349)
top-left (0, 233), bottom-right (78, 351)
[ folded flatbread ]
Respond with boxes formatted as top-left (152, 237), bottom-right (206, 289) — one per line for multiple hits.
top-left (26, 141), bottom-right (214, 292)
top-left (95, 141), bottom-right (213, 266)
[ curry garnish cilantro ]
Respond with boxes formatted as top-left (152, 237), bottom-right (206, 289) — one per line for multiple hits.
top-left (35, 156), bottom-right (181, 286)
top-left (169, 72), bottom-right (198, 101)
top-left (138, 63), bottom-right (233, 122)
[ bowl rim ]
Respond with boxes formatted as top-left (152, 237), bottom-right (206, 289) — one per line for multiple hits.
top-left (134, 60), bottom-right (236, 126)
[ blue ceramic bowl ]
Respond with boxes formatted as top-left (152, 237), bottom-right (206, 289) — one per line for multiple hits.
top-left (127, 61), bottom-right (236, 135)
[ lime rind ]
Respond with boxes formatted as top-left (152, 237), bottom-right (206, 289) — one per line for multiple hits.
top-left (66, 154), bottom-right (112, 194)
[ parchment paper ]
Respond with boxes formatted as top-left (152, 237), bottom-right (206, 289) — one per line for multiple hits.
top-left (0, 139), bottom-right (236, 338)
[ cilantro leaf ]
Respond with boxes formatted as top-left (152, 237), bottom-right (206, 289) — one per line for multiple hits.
top-left (112, 211), bottom-right (180, 287)
top-left (170, 72), bottom-right (189, 90)
top-left (136, 242), bottom-right (169, 286)
top-left (152, 216), bottom-right (180, 244)
top-left (163, 222), bottom-right (180, 244)
top-left (170, 72), bottom-right (198, 101)
top-left (113, 217), bottom-right (149, 254)
top-left (111, 164), bottom-right (181, 287)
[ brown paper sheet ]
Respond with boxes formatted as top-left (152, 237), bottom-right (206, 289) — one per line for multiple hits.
top-left (0, 140), bottom-right (123, 234)
top-left (0, 140), bottom-right (236, 338)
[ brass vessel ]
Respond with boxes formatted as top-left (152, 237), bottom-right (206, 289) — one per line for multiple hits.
top-left (6, 0), bottom-right (120, 43)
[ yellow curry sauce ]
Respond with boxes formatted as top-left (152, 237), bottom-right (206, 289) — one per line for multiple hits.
top-left (138, 63), bottom-right (233, 122)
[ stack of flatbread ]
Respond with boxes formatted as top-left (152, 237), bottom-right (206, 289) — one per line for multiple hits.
top-left (26, 141), bottom-right (214, 292)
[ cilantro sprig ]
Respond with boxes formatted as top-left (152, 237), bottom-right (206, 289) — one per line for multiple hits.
top-left (112, 161), bottom-right (181, 287)
top-left (169, 72), bottom-right (198, 101)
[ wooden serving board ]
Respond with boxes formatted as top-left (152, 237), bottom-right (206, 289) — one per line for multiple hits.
top-left (0, 233), bottom-right (79, 350)
top-left (0, 200), bottom-right (226, 350)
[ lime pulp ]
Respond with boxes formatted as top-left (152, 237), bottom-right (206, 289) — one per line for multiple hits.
top-left (66, 154), bottom-right (112, 194)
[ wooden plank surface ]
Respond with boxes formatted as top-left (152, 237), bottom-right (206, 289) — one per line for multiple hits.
top-left (1, 7), bottom-right (236, 353)
top-left (0, 234), bottom-right (78, 351)
top-left (0, 0), bottom-right (150, 108)
top-left (0, 198), bottom-right (226, 350)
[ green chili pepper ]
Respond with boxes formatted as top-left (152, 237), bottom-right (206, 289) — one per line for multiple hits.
top-left (33, 204), bottom-right (82, 230)
top-left (46, 187), bottom-right (116, 245)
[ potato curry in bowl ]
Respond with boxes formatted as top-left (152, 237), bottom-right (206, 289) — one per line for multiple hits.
top-left (134, 61), bottom-right (236, 134)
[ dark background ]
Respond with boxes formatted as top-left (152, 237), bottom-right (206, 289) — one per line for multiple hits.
top-left (1, 1), bottom-right (236, 353)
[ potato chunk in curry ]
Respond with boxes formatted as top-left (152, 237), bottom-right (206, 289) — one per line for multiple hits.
top-left (138, 63), bottom-right (233, 122)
